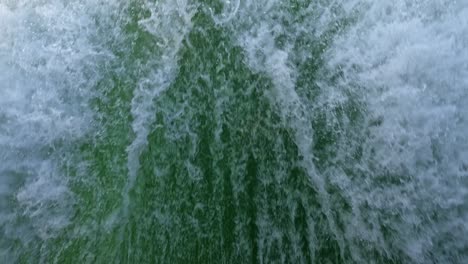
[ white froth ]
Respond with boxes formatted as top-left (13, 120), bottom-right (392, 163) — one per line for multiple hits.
top-left (122, 0), bottom-right (197, 220)
top-left (229, 0), bottom-right (353, 258)
top-left (327, 1), bottom-right (468, 262)
top-left (2, 0), bottom-right (468, 262)
top-left (0, 0), bottom-right (118, 246)
top-left (227, 0), bottom-right (468, 262)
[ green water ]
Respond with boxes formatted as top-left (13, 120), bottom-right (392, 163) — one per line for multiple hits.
top-left (2, 0), bottom-right (468, 263)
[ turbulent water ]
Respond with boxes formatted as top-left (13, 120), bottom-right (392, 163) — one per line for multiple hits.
top-left (1, 0), bottom-right (468, 263)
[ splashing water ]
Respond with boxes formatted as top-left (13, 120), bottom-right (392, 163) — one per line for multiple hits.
top-left (1, 0), bottom-right (468, 263)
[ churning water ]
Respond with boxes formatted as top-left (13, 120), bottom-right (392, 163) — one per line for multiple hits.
top-left (1, 0), bottom-right (468, 263)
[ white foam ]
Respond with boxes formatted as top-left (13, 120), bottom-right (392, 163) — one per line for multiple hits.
top-left (227, 0), bottom-right (468, 261)
top-left (326, 1), bottom-right (468, 262)
top-left (0, 0), bottom-right (119, 246)
top-left (122, 0), bottom-right (197, 220)
top-left (229, 0), bottom-right (351, 258)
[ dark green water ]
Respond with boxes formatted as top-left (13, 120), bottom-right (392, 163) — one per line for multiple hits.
top-left (1, 0), bottom-right (468, 263)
